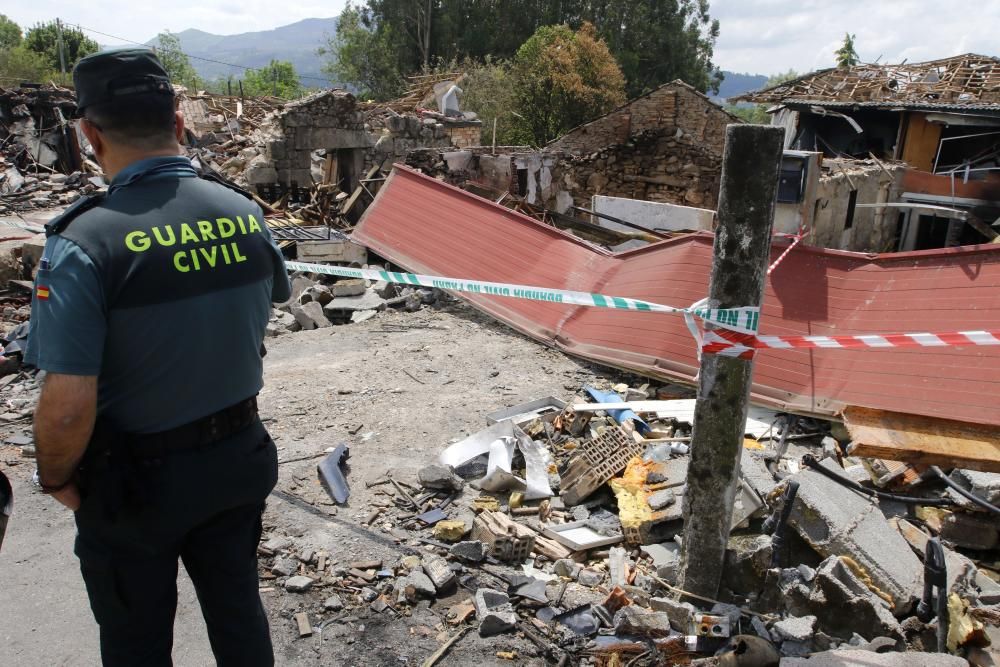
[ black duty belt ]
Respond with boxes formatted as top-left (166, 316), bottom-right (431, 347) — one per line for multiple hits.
top-left (127, 396), bottom-right (259, 458)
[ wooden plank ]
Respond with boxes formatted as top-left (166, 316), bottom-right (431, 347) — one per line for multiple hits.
top-left (844, 406), bottom-right (1000, 472)
top-left (900, 113), bottom-right (942, 172)
top-left (294, 612), bottom-right (312, 637)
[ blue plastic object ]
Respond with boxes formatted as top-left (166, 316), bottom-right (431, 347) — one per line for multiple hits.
top-left (584, 386), bottom-right (650, 435)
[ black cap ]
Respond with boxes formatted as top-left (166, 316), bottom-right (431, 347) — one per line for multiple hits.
top-left (73, 47), bottom-right (173, 113)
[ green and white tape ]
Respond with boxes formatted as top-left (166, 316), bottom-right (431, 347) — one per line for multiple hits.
top-left (285, 260), bottom-right (760, 334)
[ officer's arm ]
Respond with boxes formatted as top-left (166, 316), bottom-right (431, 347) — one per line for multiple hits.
top-left (34, 374), bottom-right (97, 487)
top-left (23, 237), bottom-right (106, 499)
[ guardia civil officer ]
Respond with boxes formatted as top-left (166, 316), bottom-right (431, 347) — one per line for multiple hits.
top-left (25, 48), bottom-right (291, 666)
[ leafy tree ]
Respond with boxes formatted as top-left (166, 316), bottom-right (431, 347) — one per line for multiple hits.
top-left (322, 1), bottom-right (721, 100)
top-left (0, 46), bottom-right (51, 83)
top-left (835, 33), bottom-right (859, 68)
top-left (725, 105), bottom-right (769, 124)
top-left (0, 14), bottom-right (22, 51)
top-left (454, 57), bottom-right (532, 146)
top-left (23, 21), bottom-right (99, 72)
top-left (583, 0), bottom-right (721, 97)
top-left (512, 23), bottom-right (626, 146)
top-left (242, 60), bottom-right (303, 99)
top-left (154, 31), bottom-right (200, 89)
top-left (321, 2), bottom-right (405, 101)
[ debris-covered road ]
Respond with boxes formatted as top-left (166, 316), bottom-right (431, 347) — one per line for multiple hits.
top-left (0, 299), bottom-right (610, 666)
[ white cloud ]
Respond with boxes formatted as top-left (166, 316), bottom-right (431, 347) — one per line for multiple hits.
top-left (711, 0), bottom-right (1000, 74)
top-left (4, 0), bottom-right (996, 77)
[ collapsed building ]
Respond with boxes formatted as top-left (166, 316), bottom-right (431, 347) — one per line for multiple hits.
top-left (735, 54), bottom-right (1000, 252)
top-left (4, 58), bottom-right (1000, 666)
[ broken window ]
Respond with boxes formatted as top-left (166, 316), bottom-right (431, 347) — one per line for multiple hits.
top-left (844, 190), bottom-right (858, 229)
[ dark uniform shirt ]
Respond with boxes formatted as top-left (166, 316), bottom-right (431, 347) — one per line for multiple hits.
top-left (23, 155), bottom-right (292, 434)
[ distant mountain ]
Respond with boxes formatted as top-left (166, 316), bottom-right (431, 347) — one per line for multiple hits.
top-left (147, 17), bottom-right (339, 87)
top-left (712, 71), bottom-right (770, 103)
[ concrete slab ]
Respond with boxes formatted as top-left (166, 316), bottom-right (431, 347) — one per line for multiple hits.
top-left (787, 460), bottom-right (923, 615)
top-left (780, 648), bottom-right (967, 666)
top-left (591, 195), bottom-right (714, 234)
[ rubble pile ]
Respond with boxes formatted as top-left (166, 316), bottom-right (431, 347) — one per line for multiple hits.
top-left (261, 382), bottom-right (1000, 665)
top-left (0, 84), bottom-right (99, 214)
top-left (267, 268), bottom-right (441, 336)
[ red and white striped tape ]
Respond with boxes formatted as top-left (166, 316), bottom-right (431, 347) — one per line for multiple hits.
top-left (702, 327), bottom-right (1000, 359)
top-left (766, 234), bottom-right (803, 276)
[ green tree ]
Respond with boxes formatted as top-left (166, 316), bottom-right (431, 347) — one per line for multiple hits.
top-left (242, 60), bottom-right (303, 99)
top-left (835, 33), bottom-right (859, 68)
top-left (0, 14), bottom-right (22, 50)
top-left (0, 46), bottom-right (51, 83)
top-left (453, 57), bottom-right (532, 147)
top-left (320, 2), bottom-right (405, 101)
top-left (154, 31), bottom-right (200, 89)
top-left (512, 23), bottom-right (626, 146)
top-left (23, 21), bottom-right (99, 72)
top-left (320, 1), bottom-right (721, 101)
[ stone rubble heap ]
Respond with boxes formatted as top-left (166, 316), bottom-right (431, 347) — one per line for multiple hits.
top-left (256, 382), bottom-right (1000, 665)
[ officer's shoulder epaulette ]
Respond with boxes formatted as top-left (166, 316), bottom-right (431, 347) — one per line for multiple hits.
top-left (199, 172), bottom-right (255, 202)
top-left (45, 193), bottom-right (107, 237)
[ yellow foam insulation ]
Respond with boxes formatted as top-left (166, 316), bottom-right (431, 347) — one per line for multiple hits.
top-left (841, 556), bottom-right (895, 608)
top-left (609, 457), bottom-right (654, 533)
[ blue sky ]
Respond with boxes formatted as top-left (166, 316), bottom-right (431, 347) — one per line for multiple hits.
top-left (5, 1), bottom-right (998, 76)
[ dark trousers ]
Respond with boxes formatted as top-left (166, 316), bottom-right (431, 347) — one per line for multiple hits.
top-left (73, 419), bottom-right (278, 666)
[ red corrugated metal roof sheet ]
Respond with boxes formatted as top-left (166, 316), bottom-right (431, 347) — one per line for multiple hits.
top-left (353, 166), bottom-right (1000, 426)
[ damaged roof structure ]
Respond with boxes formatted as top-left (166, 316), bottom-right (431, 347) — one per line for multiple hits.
top-left (354, 165), bottom-right (1000, 428)
top-left (736, 54), bottom-right (1000, 252)
top-left (6, 51), bottom-right (1000, 667)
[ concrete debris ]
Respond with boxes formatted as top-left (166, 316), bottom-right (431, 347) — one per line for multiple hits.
top-left (950, 469), bottom-right (1000, 505)
top-left (577, 569), bottom-right (605, 587)
top-left (649, 596), bottom-right (696, 632)
top-left (422, 554), bottom-right (455, 591)
top-left (405, 570), bottom-right (437, 598)
top-left (772, 616), bottom-right (817, 642)
top-left (271, 557), bottom-right (299, 577)
top-left (779, 649), bottom-right (967, 666)
top-left (284, 575), bottom-right (315, 592)
top-left (787, 459), bottom-right (923, 614)
top-left (418, 464), bottom-right (465, 492)
top-left (323, 595), bottom-right (344, 611)
top-left (613, 606), bottom-right (673, 638)
top-left (449, 540), bottom-right (487, 563)
top-left (474, 589), bottom-right (517, 638)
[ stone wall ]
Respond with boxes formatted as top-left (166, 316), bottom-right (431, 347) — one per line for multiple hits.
top-left (368, 113), bottom-right (464, 171)
top-left (547, 80), bottom-right (738, 158)
top-left (249, 90), bottom-right (372, 188)
top-left (543, 128), bottom-right (724, 211)
top-left (810, 160), bottom-right (905, 252)
top-left (246, 90), bottom-right (479, 190)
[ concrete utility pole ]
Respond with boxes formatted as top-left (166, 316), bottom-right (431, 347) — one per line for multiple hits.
top-left (678, 124), bottom-right (785, 600)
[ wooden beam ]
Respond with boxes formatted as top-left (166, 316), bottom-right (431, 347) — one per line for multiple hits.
top-left (844, 406), bottom-right (1000, 473)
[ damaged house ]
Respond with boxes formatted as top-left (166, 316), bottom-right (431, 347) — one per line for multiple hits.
top-left (736, 54), bottom-right (1000, 251)
top-left (409, 80), bottom-right (738, 239)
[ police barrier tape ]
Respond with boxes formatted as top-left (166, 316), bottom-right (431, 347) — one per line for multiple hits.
top-left (285, 260), bottom-right (1000, 356)
top-left (284, 260), bottom-right (761, 334)
top-left (701, 326), bottom-right (1000, 359)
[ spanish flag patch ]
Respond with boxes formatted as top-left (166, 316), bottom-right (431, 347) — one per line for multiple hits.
top-left (36, 285), bottom-right (50, 300)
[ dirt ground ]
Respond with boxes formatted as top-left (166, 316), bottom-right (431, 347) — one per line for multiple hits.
top-left (0, 298), bottom-right (633, 666)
